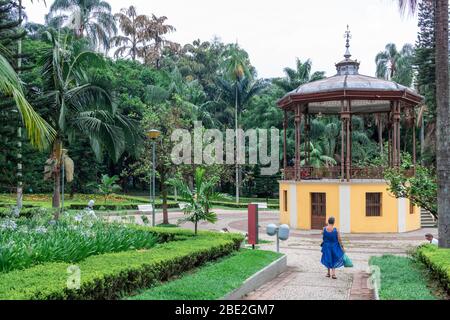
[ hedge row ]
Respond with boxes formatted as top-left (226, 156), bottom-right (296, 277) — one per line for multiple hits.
top-left (166, 196), bottom-right (279, 209)
top-left (0, 207), bottom-right (46, 219)
top-left (68, 202), bottom-right (180, 211)
top-left (0, 228), bottom-right (244, 300)
top-left (416, 244), bottom-right (450, 292)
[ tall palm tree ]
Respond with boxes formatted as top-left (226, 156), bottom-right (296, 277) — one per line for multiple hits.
top-left (38, 31), bottom-right (138, 211)
top-left (273, 58), bottom-right (325, 92)
top-left (112, 6), bottom-right (147, 61)
top-left (47, 0), bottom-right (117, 51)
top-left (375, 43), bottom-right (414, 86)
top-left (0, 48), bottom-right (54, 149)
top-left (220, 44), bottom-right (253, 203)
top-left (139, 15), bottom-right (177, 69)
top-left (397, 0), bottom-right (449, 248)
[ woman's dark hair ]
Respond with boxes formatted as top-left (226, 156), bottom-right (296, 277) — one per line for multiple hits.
top-left (328, 216), bottom-right (335, 225)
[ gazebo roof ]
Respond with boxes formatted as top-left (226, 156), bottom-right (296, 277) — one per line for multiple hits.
top-left (278, 29), bottom-right (423, 114)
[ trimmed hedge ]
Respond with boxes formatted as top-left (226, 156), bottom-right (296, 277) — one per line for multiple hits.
top-left (166, 196), bottom-right (279, 210)
top-left (416, 244), bottom-right (450, 292)
top-left (0, 228), bottom-right (244, 300)
top-left (0, 207), bottom-right (48, 219)
top-left (68, 202), bottom-right (179, 211)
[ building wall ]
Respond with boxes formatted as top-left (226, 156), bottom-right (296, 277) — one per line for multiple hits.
top-left (406, 200), bottom-right (421, 231)
top-left (279, 180), bottom-right (421, 233)
top-left (296, 183), bottom-right (340, 230)
top-left (350, 184), bottom-right (398, 233)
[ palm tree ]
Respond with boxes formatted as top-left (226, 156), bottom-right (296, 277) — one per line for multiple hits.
top-left (38, 31), bottom-right (138, 212)
top-left (139, 15), bottom-right (177, 68)
top-left (273, 58), bottom-right (325, 92)
top-left (47, 0), bottom-right (117, 51)
top-left (300, 142), bottom-right (337, 168)
top-left (0, 49), bottom-right (54, 149)
top-left (217, 76), bottom-right (267, 203)
top-left (397, 0), bottom-right (449, 248)
top-left (220, 43), bottom-right (253, 203)
top-left (112, 6), bottom-right (147, 61)
top-left (167, 167), bottom-right (220, 235)
top-left (375, 43), bottom-right (414, 86)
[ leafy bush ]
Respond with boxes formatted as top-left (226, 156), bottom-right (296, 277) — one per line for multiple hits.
top-left (416, 245), bottom-right (450, 292)
top-left (0, 210), bottom-right (157, 273)
top-left (0, 229), bottom-right (244, 300)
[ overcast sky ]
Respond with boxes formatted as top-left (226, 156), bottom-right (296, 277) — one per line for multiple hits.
top-left (24, 0), bottom-right (418, 79)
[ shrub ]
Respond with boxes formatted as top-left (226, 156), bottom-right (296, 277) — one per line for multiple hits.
top-left (68, 202), bottom-right (179, 211)
top-left (0, 229), bottom-right (244, 300)
top-left (416, 245), bottom-right (450, 292)
top-left (0, 211), bottom-right (158, 273)
top-left (0, 206), bottom-right (51, 219)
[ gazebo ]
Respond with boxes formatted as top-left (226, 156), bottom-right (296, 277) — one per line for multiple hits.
top-left (277, 28), bottom-right (423, 233)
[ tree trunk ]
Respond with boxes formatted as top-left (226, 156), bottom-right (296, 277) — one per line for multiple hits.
top-left (53, 168), bottom-right (61, 209)
top-left (435, 0), bottom-right (450, 248)
top-left (52, 139), bottom-right (62, 213)
top-left (235, 85), bottom-right (240, 204)
top-left (16, 0), bottom-right (23, 210)
top-left (194, 221), bottom-right (198, 235)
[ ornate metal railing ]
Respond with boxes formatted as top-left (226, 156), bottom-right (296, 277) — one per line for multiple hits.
top-left (282, 166), bottom-right (415, 181)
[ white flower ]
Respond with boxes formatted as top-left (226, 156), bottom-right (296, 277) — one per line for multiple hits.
top-left (74, 214), bottom-right (83, 223)
top-left (1, 219), bottom-right (17, 230)
top-left (34, 226), bottom-right (47, 234)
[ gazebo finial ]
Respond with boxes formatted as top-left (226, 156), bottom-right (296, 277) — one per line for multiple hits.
top-left (344, 25), bottom-right (352, 59)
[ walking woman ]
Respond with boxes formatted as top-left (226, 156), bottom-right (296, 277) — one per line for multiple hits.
top-left (321, 216), bottom-right (345, 279)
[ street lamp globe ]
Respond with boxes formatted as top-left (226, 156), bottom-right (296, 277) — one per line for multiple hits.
top-left (147, 129), bottom-right (161, 140)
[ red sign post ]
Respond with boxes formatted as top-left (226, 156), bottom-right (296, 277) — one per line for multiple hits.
top-left (248, 204), bottom-right (259, 248)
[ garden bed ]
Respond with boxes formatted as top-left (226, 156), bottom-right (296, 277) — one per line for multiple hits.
top-left (127, 249), bottom-right (282, 300)
top-left (369, 255), bottom-right (438, 300)
top-left (0, 227), bottom-right (244, 300)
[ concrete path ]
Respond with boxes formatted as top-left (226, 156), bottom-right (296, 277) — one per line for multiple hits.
top-left (106, 209), bottom-right (437, 300)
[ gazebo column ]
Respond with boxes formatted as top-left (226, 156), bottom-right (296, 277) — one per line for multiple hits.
top-left (391, 102), bottom-right (397, 167)
top-left (411, 107), bottom-right (417, 169)
top-left (305, 110), bottom-right (310, 166)
top-left (294, 105), bottom-right (302, 180)
top-left (283, 110), bottom-right (288, 174)
top-left (388, 113), bottom-right (392, 167)
top-left (346, 100), bottom-right (352, 181)
top-left (393, 101), bottom-right (401, 167)
top-left (340, 101), bottom-right (345, 181)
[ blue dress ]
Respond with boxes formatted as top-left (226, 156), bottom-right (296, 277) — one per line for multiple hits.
top-left (321, 227), bottom-right (344, 269)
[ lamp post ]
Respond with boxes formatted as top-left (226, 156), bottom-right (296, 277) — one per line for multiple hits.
top-left (147, 129), bottom-right (161, 226)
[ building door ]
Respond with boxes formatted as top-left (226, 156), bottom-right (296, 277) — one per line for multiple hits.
top-left (311, 193), bottom-right (326, 230)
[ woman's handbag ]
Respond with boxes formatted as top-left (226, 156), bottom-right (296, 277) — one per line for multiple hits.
top-left (343, 254), bottom-right (353, 268)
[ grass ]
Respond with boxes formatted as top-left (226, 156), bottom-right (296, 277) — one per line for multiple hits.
top-left (127, 249), bottom-right (282, 300)
top-left (369, 255), bottom-right (438, 300)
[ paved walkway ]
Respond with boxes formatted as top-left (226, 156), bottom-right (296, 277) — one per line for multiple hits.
top-left (107, 209), bottom-right (437, 300)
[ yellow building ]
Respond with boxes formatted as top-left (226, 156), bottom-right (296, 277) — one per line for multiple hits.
top-left (279, 180), bottom-right (420, 233)
top-left (277, 29), bottom-right (422, 233)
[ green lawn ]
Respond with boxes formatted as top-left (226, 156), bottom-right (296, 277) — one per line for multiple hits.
top-left (127, 249), bottom-right (282, 300)
top-left (369, 255), bottom-right (438, 300)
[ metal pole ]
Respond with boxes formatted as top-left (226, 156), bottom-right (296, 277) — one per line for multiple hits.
top-left (61, 157), bottom-right (65, 212)
top-left (152, 140), bottom-right (156, 227)
top-left (276, 230), bottom-right (280, 253)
